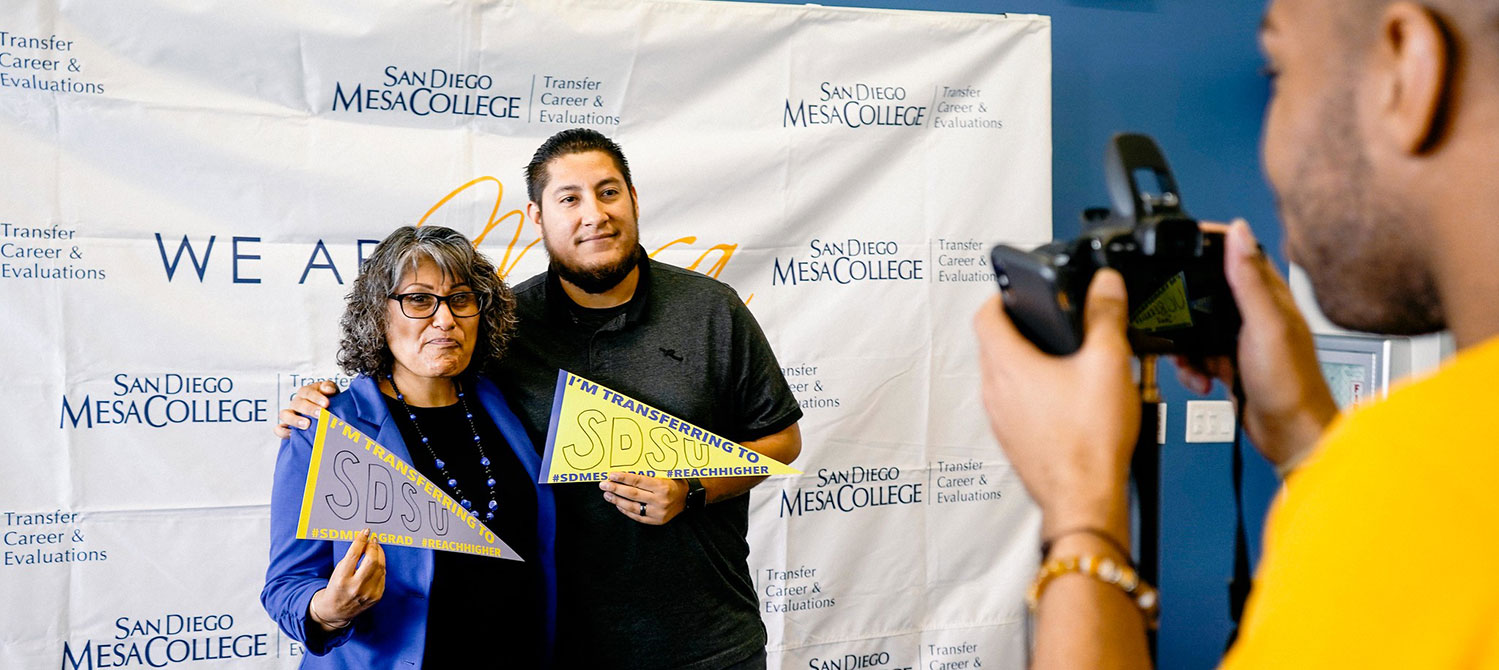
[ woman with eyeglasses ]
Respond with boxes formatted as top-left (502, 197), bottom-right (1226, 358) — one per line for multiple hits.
top-left (262, 225), bottom-right (556, 668)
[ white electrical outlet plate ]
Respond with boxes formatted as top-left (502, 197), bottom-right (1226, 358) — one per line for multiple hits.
top-left (1185, 400), bottom-right (1235, 443)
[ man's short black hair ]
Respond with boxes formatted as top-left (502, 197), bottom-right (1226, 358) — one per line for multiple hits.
top-left (525, 128), bottom-right (634, 206)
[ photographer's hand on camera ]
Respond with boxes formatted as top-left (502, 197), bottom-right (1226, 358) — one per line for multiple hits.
top-left (974, 269), bottom-right (1138, 543)
top-left (975, 269), bottom-right (1153, 667)
top-left (1172, 221), bottom-right (1338, 475)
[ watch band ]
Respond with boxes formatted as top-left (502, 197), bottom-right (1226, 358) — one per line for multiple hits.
top-left (683, 477), bottom-right (707, 510)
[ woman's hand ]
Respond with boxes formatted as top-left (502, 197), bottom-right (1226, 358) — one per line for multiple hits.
top-left (308, 529), bottom-right (386, 631)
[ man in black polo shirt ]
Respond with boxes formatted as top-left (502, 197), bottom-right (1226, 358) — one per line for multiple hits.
top-left (510, 127), bottom-right (803, 669)
top-left (279, 128), bottom-right (803, 669)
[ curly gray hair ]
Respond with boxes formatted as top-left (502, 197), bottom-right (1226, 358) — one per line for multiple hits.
top-left (336, 225), bottom-right (517, 377)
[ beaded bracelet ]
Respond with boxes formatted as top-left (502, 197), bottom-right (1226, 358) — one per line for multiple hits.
top-left (1027, 555), bottom-right (1160, 629)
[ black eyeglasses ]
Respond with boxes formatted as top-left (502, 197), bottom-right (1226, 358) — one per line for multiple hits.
top-left (388, 291), bottom-right (485, 319)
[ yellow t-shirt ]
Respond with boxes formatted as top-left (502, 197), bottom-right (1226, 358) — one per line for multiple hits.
top-left (1221, 336), bottom-right (1499, 669)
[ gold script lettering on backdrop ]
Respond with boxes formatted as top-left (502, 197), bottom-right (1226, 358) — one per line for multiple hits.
top-left (415, 178), bottom-right (751, 303)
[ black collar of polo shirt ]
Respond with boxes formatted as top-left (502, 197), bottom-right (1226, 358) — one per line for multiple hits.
top-left (542, 245), bottom-right (652, 331)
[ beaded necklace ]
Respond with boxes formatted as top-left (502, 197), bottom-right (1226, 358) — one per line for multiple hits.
top-left (387, 374), bottom-right (499, 521)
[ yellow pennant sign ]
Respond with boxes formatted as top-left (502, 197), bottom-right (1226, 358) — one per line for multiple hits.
top-left (1130, 271), bottom-right (1194, 332)
top-left (539, 371), bottom-right (800, 484)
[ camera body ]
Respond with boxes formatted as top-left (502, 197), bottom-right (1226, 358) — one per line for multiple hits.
top-left (990, 133), bottom-right (1240, 356)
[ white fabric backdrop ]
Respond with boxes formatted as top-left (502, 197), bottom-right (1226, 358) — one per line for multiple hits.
top-left (0, 1), bottom-right (1051, 667)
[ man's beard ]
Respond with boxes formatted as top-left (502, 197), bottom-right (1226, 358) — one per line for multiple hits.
top-left (549, 243), bottom-right (643, 295)
top-left (1281, 86), bottom-right (1444, 335)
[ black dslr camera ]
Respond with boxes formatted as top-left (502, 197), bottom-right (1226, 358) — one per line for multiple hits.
top-left (989, 133), bottom-right (1240, 356)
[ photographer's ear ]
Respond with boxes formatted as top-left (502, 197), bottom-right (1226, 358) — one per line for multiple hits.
top-left (1372, 2), bottom-right (1450, 154)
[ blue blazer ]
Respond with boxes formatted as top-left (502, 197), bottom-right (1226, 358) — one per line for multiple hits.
top-left (261, 374), bottom-right (557, 669)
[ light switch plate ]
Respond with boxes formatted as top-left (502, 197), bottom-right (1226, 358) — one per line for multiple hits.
top-left (1185, 400), bottom-right (1235, 443)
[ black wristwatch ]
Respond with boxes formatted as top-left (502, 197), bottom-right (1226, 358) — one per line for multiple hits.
top-left (683, 478), bottom-right (707, 511)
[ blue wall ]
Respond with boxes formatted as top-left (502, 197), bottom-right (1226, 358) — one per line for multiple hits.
top-left (733, 2), bottom-right (1282, 668)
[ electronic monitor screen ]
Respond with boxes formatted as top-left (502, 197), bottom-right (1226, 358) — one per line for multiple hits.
top-left (1319, 352), bottom-right (1377, 409)
top-left (1314, 335), bottom-right (1393, 410)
